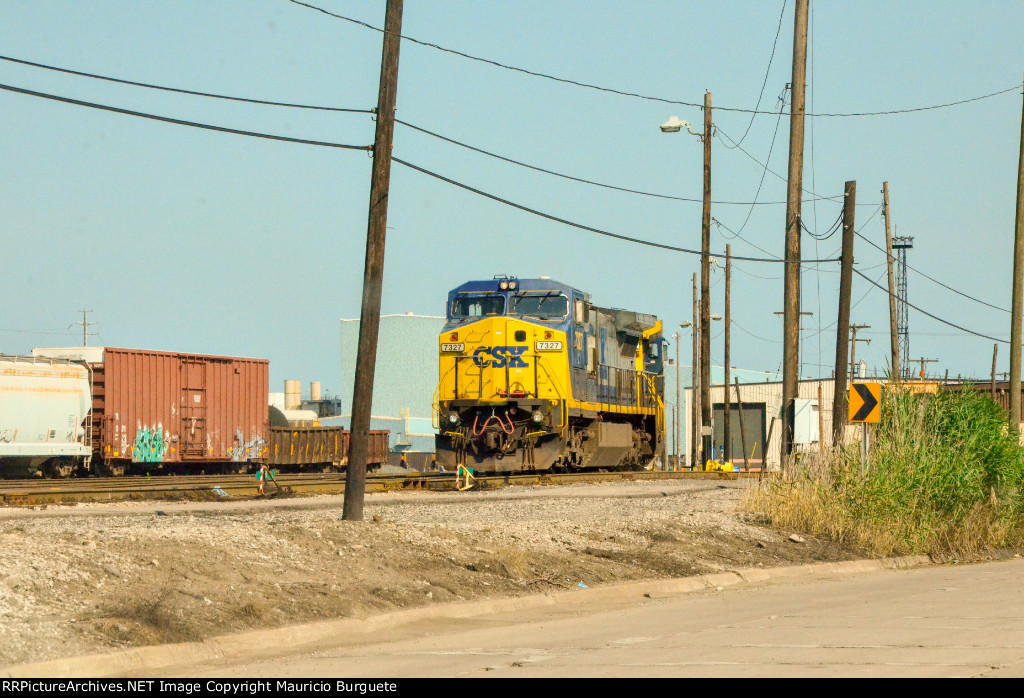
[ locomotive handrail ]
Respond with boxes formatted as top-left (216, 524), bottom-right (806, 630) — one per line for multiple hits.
top-left (431, 362), bottom-right (458, 430)
top-left (535, 355), bottom-right (569, 436)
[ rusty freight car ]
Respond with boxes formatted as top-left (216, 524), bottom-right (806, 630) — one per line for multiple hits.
top-left (34, 346), bottom-right (269, 475)
top-left (265, 426), bottom-right (389, 472)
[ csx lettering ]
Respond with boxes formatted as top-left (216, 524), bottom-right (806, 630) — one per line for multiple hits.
top-left (472, 346), bottom-right (528, 369)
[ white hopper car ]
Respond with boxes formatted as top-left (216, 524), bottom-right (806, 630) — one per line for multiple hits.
top-left (0, 355), bottom-right (92, 477)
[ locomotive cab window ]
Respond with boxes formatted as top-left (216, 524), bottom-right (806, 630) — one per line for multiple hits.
top-left (510, 293), bottom-right (568, 320)
top-left (451, 295), bottom-right (505, 319)
top-left (643, 338), bottom-right (664, 373)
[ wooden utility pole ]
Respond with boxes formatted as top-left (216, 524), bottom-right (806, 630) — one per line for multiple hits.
top-left (992, 343), bottom-right (999, 402)
top-left (832, 181), bottom-right (856, 447)
top-left (850, 323), bottom-right (871, 379)
top-left (734, 378), bottom-right (748, 471)
top-left (882, 182), bottom-right (900, 381)
top-left (914, 357), bottom-right (938, 380)
top-left (344, 0), bottom-right (403, 522)
top-left (723, 244), bottom-right (731, 461)
top-left (674, 331), bottom-right (682, 470)
top-left (1010, 72), bottom-right (1024, 430)
top-left (691, 273), bottom-right (700, 470)
top-left (700, 91), bottom-right (713, 465)
top-left (782, 0), bottom-right (809, 459)
top-left (70, 309), bottom-right (97, 347)
top-left (817, 382), bottom-right (826, 451)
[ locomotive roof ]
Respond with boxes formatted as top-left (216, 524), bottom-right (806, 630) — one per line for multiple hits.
top-left (448, 277), bottom-right (581, 297)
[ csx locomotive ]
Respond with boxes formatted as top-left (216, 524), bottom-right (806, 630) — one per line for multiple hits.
top-left (434, 276), bottom-right (665, 472)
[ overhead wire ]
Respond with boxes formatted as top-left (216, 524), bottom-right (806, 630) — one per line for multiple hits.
top-left (722, 0), bottom-right (787, 149)
top-left (286, 0), bottom-right (1024, 118)
top-left (0, 54), bottom-right (373, 113)
top-left (392, 156), bottom-right (841, 264)
top-left (0, 82), bottom-right (372, 151)
top-left (397, 119), bottom-right (834, 206)
top-left (0, 51), bottom-right (850, 206)
top-left (0, 80), bottom-right (837, 264)
top-left (854, 230), bottom-right (1010, 313)
top-left (716, 85), bottom-right (789, 239)
top-left (854, 269), bottom-right (1008, 343)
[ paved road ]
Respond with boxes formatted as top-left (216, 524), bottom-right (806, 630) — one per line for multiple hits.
top-left (197, 558), bottom-right (1024, 678)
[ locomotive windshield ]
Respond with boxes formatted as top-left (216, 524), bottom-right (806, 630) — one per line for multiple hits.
top-left (451, 294), bottom-right (505, 319)
top-left (510, 293), bottom-right (568, 320)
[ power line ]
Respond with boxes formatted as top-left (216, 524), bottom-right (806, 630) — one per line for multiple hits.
top-left (723, 0), bottom-right (788, 149)
top-left (0, 82), bottom-right (371, 151)
top-left (719, 86), bottom-right (789, 237)
top-left (854, 230), bottom-right (1009, 313)
top-left (397, 118), bottom-right (836, 206)
top-left (287, 0), bottom-right (1024, 118)
top-left (0, 54), bottom-right (373, 113)
top-left (392, 156), bottom-right (841, 264)
top-left (854, 268), bottom-right (1008, 343)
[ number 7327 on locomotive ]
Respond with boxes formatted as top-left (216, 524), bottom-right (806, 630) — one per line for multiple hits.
top-left (433, 276), bottom-right (666, 473)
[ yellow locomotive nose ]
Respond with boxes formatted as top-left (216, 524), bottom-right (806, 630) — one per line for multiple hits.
top-left (439, 316), bottom-right (567, 403)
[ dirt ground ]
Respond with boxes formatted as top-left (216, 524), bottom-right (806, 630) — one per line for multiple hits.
top-left (0, 479), bottom-right (862, 669)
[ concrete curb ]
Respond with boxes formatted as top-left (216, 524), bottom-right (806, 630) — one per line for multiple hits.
top-left (3, 554), bottom-right (932, 678)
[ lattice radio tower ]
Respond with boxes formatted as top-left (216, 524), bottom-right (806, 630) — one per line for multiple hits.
top-left (892, 236), bottom-right (914, 380)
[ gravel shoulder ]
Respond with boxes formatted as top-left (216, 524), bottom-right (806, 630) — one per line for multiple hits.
top-left (0, 479), bottom-right (861, 669)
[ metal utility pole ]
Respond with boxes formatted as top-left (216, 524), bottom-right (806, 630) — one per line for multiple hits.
top-left (344, 0), bottom-right (403, 522)
top-left (782, 0), bottom-right (809, 459)
top-left (70, 309), bottom-right (97, 346)
top-left (882, 182), bottom-right (900, 381)
top-left (1010, 72), bottom-right (1024, 430)
top-left (914, 357), bottom-right (938, 381)
top-left (893, 236), bottom-right (914, 379)
top-left (700, 91), bottom-right (713, 467)
top-left (723, 244), bottom-right (731, 461)
top-left (849, 324), bottom-right (871, 379)
top-left (832, 181), bottom-right (856, 447)
top-left (691, 273), bottom-right (700, 470)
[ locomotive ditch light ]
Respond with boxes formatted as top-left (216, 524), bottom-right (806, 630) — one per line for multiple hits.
top-left (531, 410), bottom-right (545, 423)
top-left (447, 411), bottom-right (461, 426)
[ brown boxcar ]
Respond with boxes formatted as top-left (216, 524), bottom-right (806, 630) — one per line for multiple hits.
top-left (88, 348), bottom-right (269, 474)
top-left (266, 426), bottom-right (389, 471)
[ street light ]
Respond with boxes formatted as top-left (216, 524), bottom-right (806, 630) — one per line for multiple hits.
top-left (663, 105), bottom-right (713, 468)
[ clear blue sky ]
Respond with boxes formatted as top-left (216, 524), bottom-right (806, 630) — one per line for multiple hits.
top-left (1, 1), bottom-right (1022, 393)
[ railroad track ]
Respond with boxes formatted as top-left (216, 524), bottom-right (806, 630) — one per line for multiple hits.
top-left (0, 469), bottom-right (759, 506)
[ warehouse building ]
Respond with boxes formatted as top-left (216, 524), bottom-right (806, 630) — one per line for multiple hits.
top-left (331, 313), bottom-right (444, 467)
top-left (677, 377), bottom-right (874, 472)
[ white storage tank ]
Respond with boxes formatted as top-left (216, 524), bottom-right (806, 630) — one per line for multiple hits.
top-left (0, 355), bottom-right (92, 476)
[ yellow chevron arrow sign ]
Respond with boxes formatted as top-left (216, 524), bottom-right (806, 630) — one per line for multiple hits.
top-left (849, 382), bottom-right (881, 423)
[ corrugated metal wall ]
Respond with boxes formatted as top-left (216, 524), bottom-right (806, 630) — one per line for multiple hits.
top-left (678, 378), bottom-right (863, 472)
top-left (339, 314), bottom-right (445, 425)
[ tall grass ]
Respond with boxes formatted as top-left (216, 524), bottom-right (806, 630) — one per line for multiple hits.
top-left (746, 387), bottom-right (1024, 557)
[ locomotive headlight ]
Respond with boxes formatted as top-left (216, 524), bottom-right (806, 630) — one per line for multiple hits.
top-left (446, 411), bottom-right (461, 426)
top-left (531, 410), bottom-right (545, 424)
top-left (508, 281), bottom-right (517, 290)
top-left (499, 281), bottom-right (509, 290)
